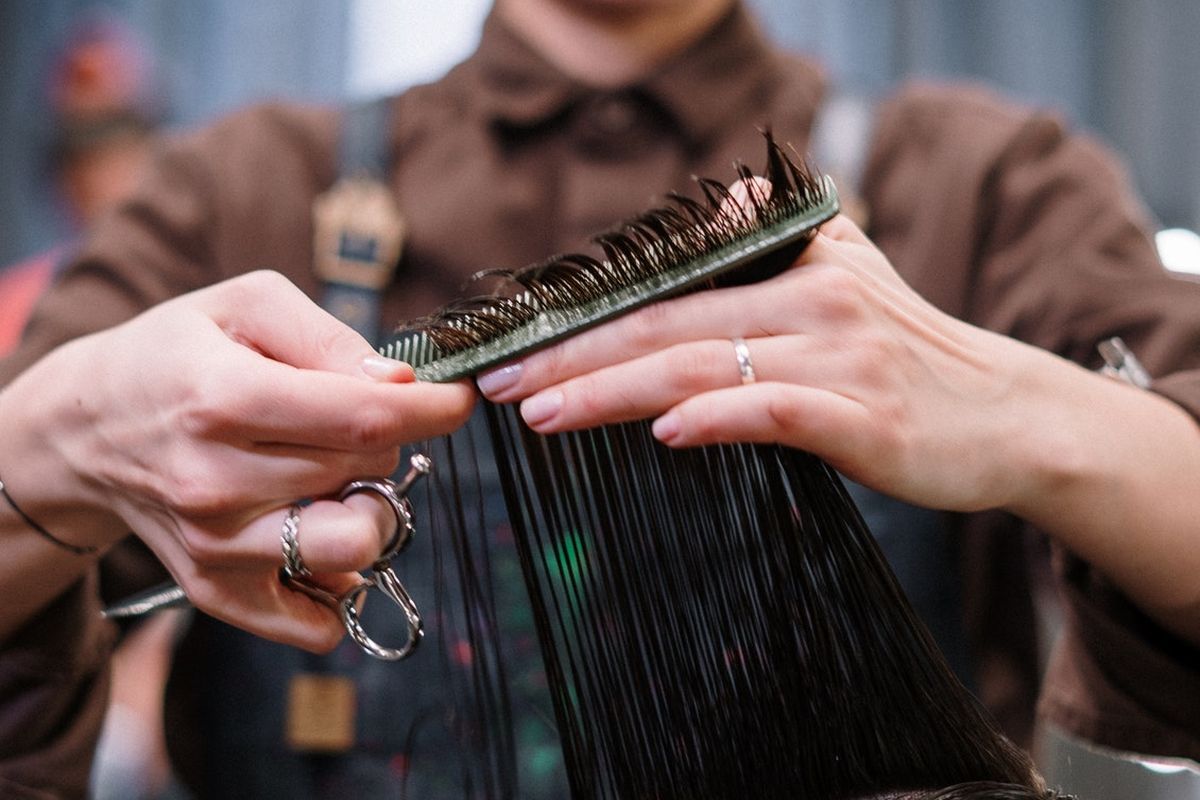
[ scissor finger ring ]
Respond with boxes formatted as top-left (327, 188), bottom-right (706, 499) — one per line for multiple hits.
top-left (338, 454), bottom-right (431, 559)
top-left (284, 453), bottom-right (433, 660)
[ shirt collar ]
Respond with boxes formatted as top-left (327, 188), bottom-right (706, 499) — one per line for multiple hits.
top-left (466, 3), bottom-right (824, 151)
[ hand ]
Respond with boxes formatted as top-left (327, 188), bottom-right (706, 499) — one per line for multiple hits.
top-left (0, 271), bottom-right (474, 649)
top-left (478, 215), bottom-right (1049, 514)
top-left (479, 213), bottom-right (1200, 642)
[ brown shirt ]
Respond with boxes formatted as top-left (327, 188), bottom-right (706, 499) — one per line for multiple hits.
top-left (2, 4), bottom-right (1199, 796)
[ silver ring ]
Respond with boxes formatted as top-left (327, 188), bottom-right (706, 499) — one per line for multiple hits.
top-left (732, 336), bottom-right (756, 385)
top-left (279, 504), bottom-right (309, 577)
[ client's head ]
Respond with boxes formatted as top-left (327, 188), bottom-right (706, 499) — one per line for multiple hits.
top-left (872, 782), bottom-right (1073, 799)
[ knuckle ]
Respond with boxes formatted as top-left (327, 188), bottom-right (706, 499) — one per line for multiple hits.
top-left (686, 407), bottom-right (723, 443)
top-left (527, 343), bottom-right (567, 387)
top-left (360, 448), bottom-right (402, 478)
top-left (864, 402), bottom-right (910, 463)
top-left (177, 526), bottom-right (224, 567)
top-left (572, 378), bottom-right (615, 418)
top-left (625, 302), bottom-right (672, 350)
top-left (808, 266), bottom-right (866, 323)
top-left (765, 394), bottom-right (803, 435)
top-left (874, 395), bottom-right (910, 440)
top-left (176, 402), bottom-right (229, 442)
top-left (174, 371), bottom-right (243, 440)
top-left (345, 405), bottom-right (395, 449)
top-left (665, 345), bottom-right (716, 392)
top-left (160, 468), bottom-right (230, 517)
top-left (310, 319), bottom-right (363, 363)
top-left (238, 269), bottom-right (291, 299)
top-left (850, 335), bottom-right (895, 383)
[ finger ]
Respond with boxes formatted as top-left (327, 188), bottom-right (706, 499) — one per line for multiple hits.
top-left (720, 176), bottom-right (775, 224)
top-left (240, 443), bottom-right (403, 501)
top-left (197, 270), bottom-right (405, 380)
top-left (649, 383), bottom-right (872, 467)
top-left (290, 494), bottom-right (412, 571)
top-left (179, 495), bottom-right (409, 572)
top-left (474, 221), bottom-right (879, 405)
top-left (157, 444), bottom-right (402, 520)
top-left (478, 280), bottom-right (798, 403)
top-left (179, 563), bottom-right (358, 653)
top-left (815, 213), bottom-right (872, 246)
top-left (212, 357), bottom-right (475, 449)
top-left (517, 335), bottom-right (853, 433)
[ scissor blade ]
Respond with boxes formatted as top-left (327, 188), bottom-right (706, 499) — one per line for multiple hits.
top-left (102, 581), bottom-right (190, 619)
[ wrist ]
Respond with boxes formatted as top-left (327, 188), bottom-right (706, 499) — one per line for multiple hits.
top-left (0, 339), bottom-right (126, 551)
top-left (996, 345), bottom-right (1200, 638)
top-left (994, 345), bottom-right (1110, 520)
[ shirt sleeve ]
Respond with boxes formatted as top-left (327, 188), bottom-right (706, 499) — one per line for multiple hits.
top-left (1039, 548), bottom-right (1200, 760)
top-left (950, 94), bottom-right (1200, 758)
top-left (0, 571), bottom-right (116, 798)
top-left (865, 82), bottom-right (1200, 416)
top-left (866, 82), bottom-right (1200, 758)
top-left (0, 100), bottom-right (341, 387)
top-left (0, 101), bottom-right (341, 794)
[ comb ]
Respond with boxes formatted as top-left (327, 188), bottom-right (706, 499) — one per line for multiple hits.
top-left (379, 133), bottom-right (838, 381)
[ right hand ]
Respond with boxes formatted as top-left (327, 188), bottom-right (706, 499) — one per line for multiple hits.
top-left (1, 271), bottom-right (474, 650)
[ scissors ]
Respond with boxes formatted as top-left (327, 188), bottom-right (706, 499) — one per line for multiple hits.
top-left (103, 454), bottom-right (432, 662)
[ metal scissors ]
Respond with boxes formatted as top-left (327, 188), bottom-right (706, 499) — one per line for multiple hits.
top-left (103, 454), bottom-right (432, 662)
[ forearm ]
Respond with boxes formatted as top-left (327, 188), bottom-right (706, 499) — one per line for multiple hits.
top-left (1002, 344), bottom-right (1200, 642)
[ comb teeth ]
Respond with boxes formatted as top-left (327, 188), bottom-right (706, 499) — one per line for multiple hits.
top-left (379, 331), bottom-right (437, 368)
top-left (380, 132), bottom-right (839, 382)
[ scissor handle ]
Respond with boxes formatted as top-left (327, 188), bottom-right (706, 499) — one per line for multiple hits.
top-left (331, 454), bottom-right (432, 660)
top-left (337, 561), bottom-right (424, 661)
top-left (106, 454), bottom-right (435, 662)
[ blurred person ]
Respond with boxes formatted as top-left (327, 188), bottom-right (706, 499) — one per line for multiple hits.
top-left (0, 10), bottom-right (159, 357)
top-left (0, 0), bottom-right (1197, 797)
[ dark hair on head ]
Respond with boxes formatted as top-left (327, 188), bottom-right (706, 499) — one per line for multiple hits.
top-left (882, 782), bottom-right (1075, 799)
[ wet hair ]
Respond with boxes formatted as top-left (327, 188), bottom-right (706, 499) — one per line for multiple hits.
top-left (889, 783), bottom-right (1074, 799)
top-left (396, 135), bottom-right (1062, 799)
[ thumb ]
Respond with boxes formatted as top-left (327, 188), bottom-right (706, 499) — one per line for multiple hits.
top-left (199, 270), bottom-right (414, 382)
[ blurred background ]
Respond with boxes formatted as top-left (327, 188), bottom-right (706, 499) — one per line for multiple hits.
top-left (0, 1), bottom-right (1196, 797)
top-left (2, 0), bottom-right (1200, 272)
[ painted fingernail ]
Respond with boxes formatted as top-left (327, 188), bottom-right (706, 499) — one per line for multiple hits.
top-left (652, 412), bottom-right (681, 443)
top-left (477, 362), bottom-right (522, 398)
top-left (520, 390), bottom-right (563, 428)
top-left (361, 355), bottom-right (413, 381)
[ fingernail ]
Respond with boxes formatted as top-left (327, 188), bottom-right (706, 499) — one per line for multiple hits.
top-left (477, 362), bottom-right (522, 398)
top-left (652, 412), bottom-right (681, 443)
top-left (361, 355), bottom-right (413, 382)
top-left (520, 390), bottom-right (563, 428)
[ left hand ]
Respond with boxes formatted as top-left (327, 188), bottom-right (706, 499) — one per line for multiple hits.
top-left (477, 214), bottom-right (1051, 514)
top-left (480, 213), bottom-right (1200, 642)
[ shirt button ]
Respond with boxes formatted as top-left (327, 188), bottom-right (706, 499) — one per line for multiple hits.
top-left (572, 91), bottom-right (660, 159)
top-left (590, 95), bottom-right (637, 136)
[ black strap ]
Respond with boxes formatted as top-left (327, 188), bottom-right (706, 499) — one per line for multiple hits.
top-left (318, 96), bottom-right (396, 345)
top-left (338, 95), bottom-right (394, 178)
